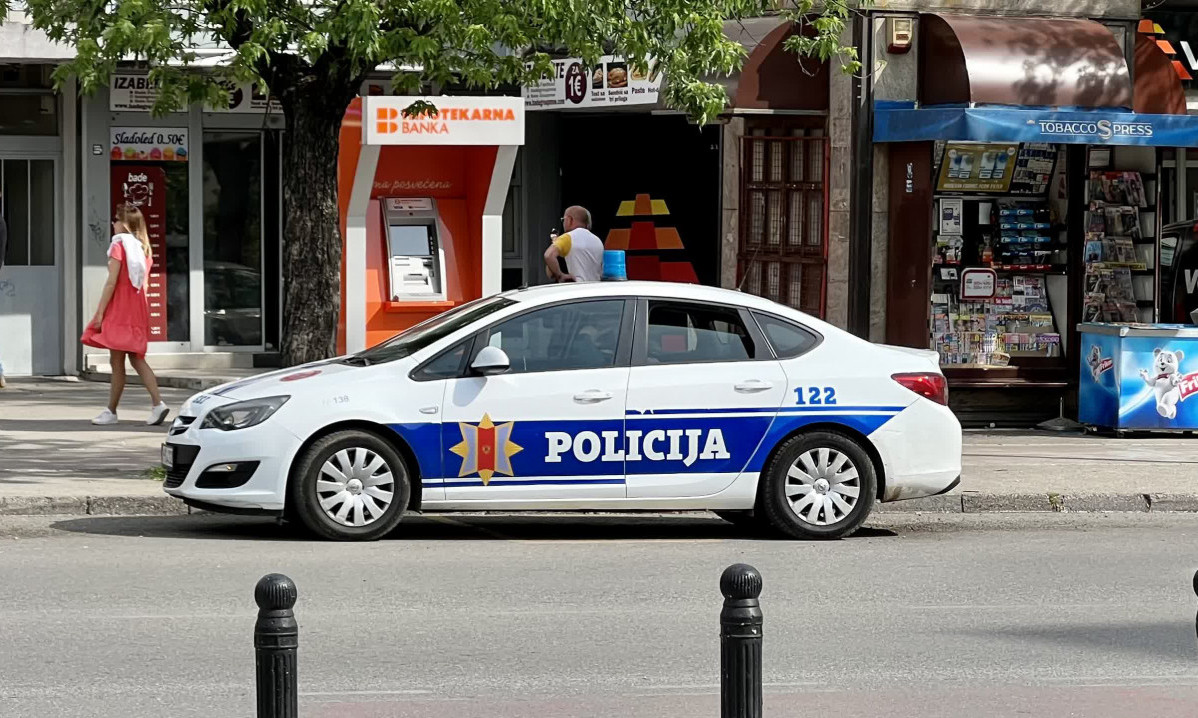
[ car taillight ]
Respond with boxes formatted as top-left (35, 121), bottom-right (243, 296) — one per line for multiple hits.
top-left (892, 372), bottom-right (949, 405)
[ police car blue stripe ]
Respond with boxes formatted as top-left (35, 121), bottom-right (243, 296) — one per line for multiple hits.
top-left (776, 405), bottom-right (906, 414)
top-left (441, 478), bottom-right (626, 488)
top-left (627, 405), bottom-right (906, 416)
top-left (390, 404), bottom-right (908, 482)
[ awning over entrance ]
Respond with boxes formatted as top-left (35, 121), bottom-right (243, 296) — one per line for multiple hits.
top-left (874, 101), bottom-right (1198, 146)
top-left (875, 13), bottom-right (1198, 147)
top-left (713, 17), bottom-right (828, 112)
top-left (920, 13), bottom-right (1133, 108)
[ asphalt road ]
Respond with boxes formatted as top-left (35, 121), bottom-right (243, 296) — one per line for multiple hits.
top-left (1, 512), bottom-right (1197, 717)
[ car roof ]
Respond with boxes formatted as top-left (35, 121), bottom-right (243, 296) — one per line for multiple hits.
top-left (504, 281), bottom-right (774, 309)
top-left (500, 281), bottom-right (837, 333)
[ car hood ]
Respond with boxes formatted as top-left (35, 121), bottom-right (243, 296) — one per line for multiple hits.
top-left (202, 359), bottom-right (364, 401)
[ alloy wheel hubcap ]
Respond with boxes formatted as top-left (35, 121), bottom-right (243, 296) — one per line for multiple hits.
top-left (316, 447), bottom-right (395, 528)
top-left (784, 448), bottom-right (861, 526)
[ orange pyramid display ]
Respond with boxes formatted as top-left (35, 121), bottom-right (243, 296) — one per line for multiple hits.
top-left (604, 193), bottom-right (699, 283)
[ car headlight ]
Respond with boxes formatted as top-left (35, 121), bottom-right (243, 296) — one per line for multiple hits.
top-left (200, 396), bottom-right (290, 431)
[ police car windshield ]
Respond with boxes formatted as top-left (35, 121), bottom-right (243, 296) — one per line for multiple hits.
top-left (352, 296), bottom-right (517, 365)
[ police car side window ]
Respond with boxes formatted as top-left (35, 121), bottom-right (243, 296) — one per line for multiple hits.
top-left (751, 312), bottom-right (820, 359)
top-left (413, 339), bottom-right (471, 381)
top-left (645, 302), bottom-right (753, 364)
top-left (484, 300), bottom-right (624, 374)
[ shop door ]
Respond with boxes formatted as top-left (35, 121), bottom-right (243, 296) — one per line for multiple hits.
top-left (201, 131), bottom-right (267, 349)
top-left (0, 157), bottom-right (61, 375)
top-left (738, 131), bottom-right (829, 317)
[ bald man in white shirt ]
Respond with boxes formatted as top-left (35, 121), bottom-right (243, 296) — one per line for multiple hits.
top-left (544, 205), bottom-right (604, 283)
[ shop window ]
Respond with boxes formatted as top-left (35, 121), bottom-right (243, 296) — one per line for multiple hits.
top-left (202, 131), bottom-right (263, 347)
top-left (0, 64), bottom-right (58, 136)
top-left (1, 159), bottom-right (55, 266)
top-left (738, 131), bottom-right (828, 317)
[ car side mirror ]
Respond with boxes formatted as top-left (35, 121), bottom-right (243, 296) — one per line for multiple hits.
top-left (470, 345), bottom-right (510, 376)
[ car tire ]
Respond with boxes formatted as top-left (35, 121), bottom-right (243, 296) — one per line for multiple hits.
top-left (289, 430), bottom-right (411, 541)
top-left (759, 430), bottom-right (876, 540)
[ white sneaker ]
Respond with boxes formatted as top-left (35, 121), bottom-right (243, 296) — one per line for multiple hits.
top-left (91, 409), bottom-right (118, 425)
top-left (147, 402), bottom-right (170, 426)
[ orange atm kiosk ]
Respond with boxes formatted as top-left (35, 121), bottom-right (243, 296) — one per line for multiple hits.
top-left (337, 95), bottom-right (525, 353)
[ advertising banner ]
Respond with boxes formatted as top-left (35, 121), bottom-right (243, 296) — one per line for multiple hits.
top-left (935, 142), bottom-right (1019, 192)
top-left (110, 165), bottom-right (169, 340)
top-left (1079, 325), bottom-right (1198, 430)
top-left (362, 96), bottom-right (524, 146)
top-left (522, 55), bottom-right (662, 109)
top-left (875, 101), bottom-right (1198, 148)
top-left (110, 127), bottom-right (188, 162)
top-left (110, 73), bottom-right (284, 113)
top-left (1078, 331), bottom-right (1121, 427)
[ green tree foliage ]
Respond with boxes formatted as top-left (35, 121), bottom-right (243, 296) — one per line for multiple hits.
top-left (7, 0), bottom-right (867, 364)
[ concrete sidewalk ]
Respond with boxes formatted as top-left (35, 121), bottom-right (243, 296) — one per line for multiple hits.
top-left (2, 378), bottom-right (1197, 517)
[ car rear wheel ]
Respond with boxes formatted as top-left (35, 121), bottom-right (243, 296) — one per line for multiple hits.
top-left (759, 430), bottom-right (876, 540)
top-left (290, 430), bottom-right (411, 541)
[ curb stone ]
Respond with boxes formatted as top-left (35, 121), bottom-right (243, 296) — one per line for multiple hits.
top-left (80, 370), bottom-right (220, 392)
top-left (1145, 493), bottom-right (1198, 512)
top-left (0, 492), bottom-right (1196, 517)
top-left (0, 496), bottom-right (191, 516)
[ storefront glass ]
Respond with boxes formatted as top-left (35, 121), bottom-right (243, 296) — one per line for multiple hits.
top-left (2, 158), bottom-right (55, 267)
top-left (202, 130), bottom-right (263, 347)
top-left (162, 163), bottom-right (191, 342)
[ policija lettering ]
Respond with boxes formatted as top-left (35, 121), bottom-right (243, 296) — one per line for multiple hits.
top-left (545, 428), bottom-right (731, 467)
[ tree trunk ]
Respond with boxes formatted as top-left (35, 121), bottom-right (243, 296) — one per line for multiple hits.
top-left (279, 95), bottom-right (345, 367)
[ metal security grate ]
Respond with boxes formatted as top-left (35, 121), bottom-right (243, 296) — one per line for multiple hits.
top-left (738, 134), bottom-right (828, 317)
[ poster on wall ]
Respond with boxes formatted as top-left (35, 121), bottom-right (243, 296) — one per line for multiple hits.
top-left (110, 165), bottom-right (168, 340)
top-left (522, 55), bottom-right (662, 109)
top-left (939, 197), bottom-right (963, 234)
top-left (110, 127), bottom-right (188, 162)
top-left (935, 142), bottom-right (1020, 193)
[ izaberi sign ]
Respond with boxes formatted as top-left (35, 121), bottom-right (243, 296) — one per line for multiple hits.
top-left (873, 102), bottom-right (1198, 147)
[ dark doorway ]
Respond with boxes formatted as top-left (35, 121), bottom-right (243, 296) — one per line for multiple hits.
top-left (558, 114), bottom-right (721, 286)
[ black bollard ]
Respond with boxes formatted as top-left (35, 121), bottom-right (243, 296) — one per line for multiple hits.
top-left (1193, 570), bottom-right (1198, 643)
top-left (255, 573), bottom-right (299, 718)
top-left (720, 563), bottom-right (763, 718)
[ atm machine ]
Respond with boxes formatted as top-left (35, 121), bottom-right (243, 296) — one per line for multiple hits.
top-left (381, 197), bottom-right (447, 302)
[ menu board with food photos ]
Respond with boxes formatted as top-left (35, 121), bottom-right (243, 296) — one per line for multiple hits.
top-left (522, 54), bottom-right (663, 109)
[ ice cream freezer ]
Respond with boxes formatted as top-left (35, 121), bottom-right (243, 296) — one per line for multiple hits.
top-left (1078, 322), bottom-right (1198, 431)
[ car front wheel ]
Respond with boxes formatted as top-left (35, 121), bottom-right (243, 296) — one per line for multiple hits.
top-left (289, 430), bottom-right (411, 541)
top-left (759, 431), bottom-right (876, 540)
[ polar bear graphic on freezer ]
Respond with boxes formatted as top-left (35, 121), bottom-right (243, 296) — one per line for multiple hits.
top-left (1139, 348), bottom-right (1185, 419)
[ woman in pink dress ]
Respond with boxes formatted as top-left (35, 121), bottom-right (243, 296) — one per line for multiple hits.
top-left (81, 203), bottom-right (170, 425)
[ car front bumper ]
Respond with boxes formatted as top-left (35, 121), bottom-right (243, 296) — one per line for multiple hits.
top-left (162, 414), bottom-right (301, 513)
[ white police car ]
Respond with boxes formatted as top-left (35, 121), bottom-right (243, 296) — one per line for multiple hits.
top-left (162, 281), bottom-right (961, 540)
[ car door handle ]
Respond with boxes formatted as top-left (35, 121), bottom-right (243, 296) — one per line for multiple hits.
top-left (734, 380), bottom-right (774, 393)
top-left (573, 390), bottom-right (614, 404)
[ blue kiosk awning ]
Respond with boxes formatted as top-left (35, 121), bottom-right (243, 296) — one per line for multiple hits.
top-left (874, 101), bottom-right (1198, 148)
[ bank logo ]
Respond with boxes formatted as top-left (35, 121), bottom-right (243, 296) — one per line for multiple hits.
top-left (449, 413), bottom-right (522, 484)
top-left (375, 107), bottom-right (400, 134)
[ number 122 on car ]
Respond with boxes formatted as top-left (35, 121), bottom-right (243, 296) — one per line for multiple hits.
top-left (795, 387), bottom-right (837, 405)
